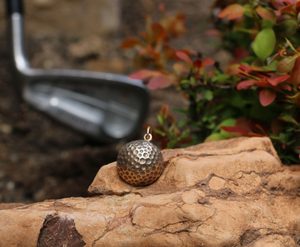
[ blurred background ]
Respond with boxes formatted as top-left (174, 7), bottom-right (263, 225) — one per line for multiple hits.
top-left (0, 0), bottom-right (218, 202)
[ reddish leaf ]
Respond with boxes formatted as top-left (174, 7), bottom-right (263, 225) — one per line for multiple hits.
top-left (267, 74), bottom-right (290, 86)
top-left (281, 84), bottom-right (292, 91)
top-left (146, 46), bottom-right (160, 60)
top-left (236, 80), bottom-right (257, 90)
top-left (259, 89), bottom-right (277, 106)
top-left (159, 104), bottom-right (172, 118)
top-left (271, 0), bottom-right (295, 10)
top-left (202, 57), bottom-right (215, 67)
top-left (193, 60), bottom-right (203, 69)
top-left (290, 57), bottom-right (300, 85)
top-left (222, 118), bottom-right (264, 137)
top-left (175, 50), bottom-right (193, 65)
top-left (218, 4), bottom-right (244, 20)
top-left (255, 77), bottom-right (270, 87)
top-left (227, 64), bottom-right (241, 75)
top-left (274, 0), bottom-right (296, 6)
top-left (222, 126), bottom-right (250, 136)
top-left (152, 23), bottom-right (166, 40)
top-left (139, 45), bottom-right (160, 60)
top-left (121, 38), bottom-right (140, 49)
top-left (233, 48), bottom-right (249, 60)
top-left (167, 13), bottom-right (186, 37)
top-left (239, 64), bottom-right (265, 74)
top-left (164, 46), bottom-right (177, 60)
top-left (256, 6), bottom-right (276, 22)
top-left (280, 2), bottom-right (297, 14)
top-left (129, 69), bottom-right (160, 80)
top-left (147, 75), bottom-right (173, 90)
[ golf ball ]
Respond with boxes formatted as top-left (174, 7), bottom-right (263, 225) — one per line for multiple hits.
top-left (117, 140), bottom-right (164, 186)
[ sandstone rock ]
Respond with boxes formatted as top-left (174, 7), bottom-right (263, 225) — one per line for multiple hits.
top-left (88, 137), bottom-right (282, 196)
top-left (0, 137), bottom-right (299, 246)
top-left (0, 203), bottom-right (24, 210)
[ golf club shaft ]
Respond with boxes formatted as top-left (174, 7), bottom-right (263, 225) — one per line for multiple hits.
top-left (6, 0), bottom-right (24, 16)
top-left (5, 0), bottom-right (149, 142)
top-left (5, 0), bottom-right (27, 103)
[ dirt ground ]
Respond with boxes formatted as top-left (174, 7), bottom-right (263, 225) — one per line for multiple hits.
top-left (0, 0), bottom-right (216, 202)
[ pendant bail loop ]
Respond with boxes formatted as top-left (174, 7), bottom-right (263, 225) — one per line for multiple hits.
top-left (144, 126), bottom-right (152, 142)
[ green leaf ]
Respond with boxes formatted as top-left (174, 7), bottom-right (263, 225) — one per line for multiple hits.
top-left (212, 73), bottom-right (231, 83)
top-left (218, 118), bottom-right (236, 128)
top-left (207, 119), bottom-right (237, 140)
top-left (251, 28), bottom-right (276, 60)
top-left (262, 20), bottom-right (274, 29)
top-left (203, 90), bottom-right (213, 101)
top-left (205, 133), bottom-right (225, 142)
top-left (243, 4), bottom-right (253, 17)
top-left (177, 119), bottom-right (186, 128)
top-left (219, 129), bottom-right (235, 139)
top-left (229, 93), bottom-right (250, 108)
top-left (279, 114), bottom-right (299, 126)
top-left (180, 129), bottom-right (190, 139)
top-left (154, 128), bottom-right (166, 136)
top-left (181, 79), bottom-right (190, 84)
top-left (264, 60), bottom-right (277, 71)
top-left (157, 115), bottom-right (164, 125)
top-left (190, 77), bottom-right (196, 85)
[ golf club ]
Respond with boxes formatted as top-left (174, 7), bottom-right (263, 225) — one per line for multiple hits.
top-left (5, 0), bottom-right (149, 143)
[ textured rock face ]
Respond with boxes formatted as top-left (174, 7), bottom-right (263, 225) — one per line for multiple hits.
top-left (0, 137), bottom-right (299, 246)
top-left (88, 137), bottom-right (283, 196)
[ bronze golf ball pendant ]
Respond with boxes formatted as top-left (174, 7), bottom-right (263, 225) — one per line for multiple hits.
top-left (117, 127), bottom-right (164, 186)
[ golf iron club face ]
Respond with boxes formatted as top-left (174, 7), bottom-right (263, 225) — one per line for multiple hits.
top-left (6, 0), bottom-right (150, 143)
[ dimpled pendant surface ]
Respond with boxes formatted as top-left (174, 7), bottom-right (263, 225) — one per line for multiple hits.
top-left (117, 127), bottom-right (164, 186)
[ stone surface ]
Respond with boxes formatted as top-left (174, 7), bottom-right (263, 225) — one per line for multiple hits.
top-left (0, 137), bottom-right (299, 246)
top-left (88, 137), bottom-right (282, 196)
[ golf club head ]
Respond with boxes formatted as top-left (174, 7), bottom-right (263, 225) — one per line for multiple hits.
top-left (6, 0), bottom-right (150, 142)
top-left (23, 71), bottom-right (149, 142)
